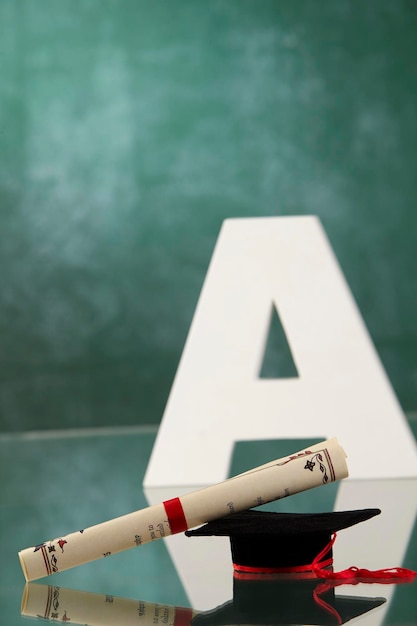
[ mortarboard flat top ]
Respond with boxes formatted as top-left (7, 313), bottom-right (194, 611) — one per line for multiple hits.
top-left (186, 509), bottom-right (381, 572)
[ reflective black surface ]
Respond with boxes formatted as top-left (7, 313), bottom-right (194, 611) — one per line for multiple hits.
top-left (1, 430), bottom-right (416, 625)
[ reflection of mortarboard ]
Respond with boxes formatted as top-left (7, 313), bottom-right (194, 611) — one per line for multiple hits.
top-left (186, 509), bottom-right (381, 574)
top-left (190, 576), bottom-right (386, 626)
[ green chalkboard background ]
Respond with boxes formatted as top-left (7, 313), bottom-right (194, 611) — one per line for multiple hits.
top-left (1, 0), bottom-right (416, 433)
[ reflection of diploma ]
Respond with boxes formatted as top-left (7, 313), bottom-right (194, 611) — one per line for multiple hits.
top-left (19, 438), bottom-right (348, 582)
top-left (21, 583), bottom-right (197, 626)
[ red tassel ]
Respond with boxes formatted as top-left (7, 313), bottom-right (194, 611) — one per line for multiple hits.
top-left (312, 533), bottom-right (417, 583)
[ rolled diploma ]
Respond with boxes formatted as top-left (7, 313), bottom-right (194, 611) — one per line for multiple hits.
top-left (18, 437), bottom-right (348, 582)
top-left (21, 583), bottom-right (198, 626)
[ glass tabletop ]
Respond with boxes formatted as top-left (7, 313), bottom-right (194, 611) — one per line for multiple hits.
top-left (1, 430), bottom-right (416, 625)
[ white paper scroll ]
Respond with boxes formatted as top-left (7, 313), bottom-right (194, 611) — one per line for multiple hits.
top-left (18, 437), bottom-right (347, 582)
top-left (21, 583), bottom-right (198, 626)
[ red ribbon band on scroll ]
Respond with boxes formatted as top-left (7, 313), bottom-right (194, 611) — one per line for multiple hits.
top-left (163, 498), bottom-right (189, 534)
top-left (173, 607), bottom-right (195, 626)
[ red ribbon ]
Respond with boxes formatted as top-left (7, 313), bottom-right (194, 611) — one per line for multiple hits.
top-left (173, 607), bottom-right (195, 626)
top-left (233, 557), bottom-right (333, 575)
top-left (312, 533), bottom-right (417, 583)
top-left (163, 498), bottom-right (188, 534)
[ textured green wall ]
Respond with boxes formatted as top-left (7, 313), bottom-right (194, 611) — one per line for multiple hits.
top-left (1, 1), bottom-right (416, 432)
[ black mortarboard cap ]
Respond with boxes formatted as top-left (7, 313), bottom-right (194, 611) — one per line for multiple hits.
top-left (186, 509), bottom-right (381, 573)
